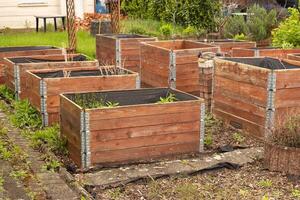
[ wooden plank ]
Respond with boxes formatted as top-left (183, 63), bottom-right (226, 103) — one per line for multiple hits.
top-left (91, 121), bottom-right (200, 141)
top-left (275, 88), bottom-right (300, 107)
top-left (91, 142), bottom-right (199, 165)
top-left (90, 131), bottom-right (199, 152)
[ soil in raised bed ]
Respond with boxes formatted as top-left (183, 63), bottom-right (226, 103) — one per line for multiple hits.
top-left (33, 68), bottom-right (132, 78)
top-left (66, 88), bottom-right (197, 108)
top-left (198, 39), bottom-right (244, 43)
top-left (0, 46), bottom-right (58, 52)
top-left (8, 55), bottom-right (87, 64)
top-left (224, 57), bottom-right (300, 70)
top-left (102, 34), bottom-right (150, 39)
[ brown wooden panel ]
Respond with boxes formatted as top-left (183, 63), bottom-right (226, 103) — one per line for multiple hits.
top-left (91, 142), bottom-right (199, 165)
top-left (231, 48), bottom-right (255, 57)
top-left (275, 88), bottom-right (300, 107)
top-left (275, 70), bottom-right (300, 89)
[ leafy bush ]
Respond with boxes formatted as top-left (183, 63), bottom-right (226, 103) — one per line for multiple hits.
top-left (128, 26), bottom-right (146, 35)
top-left (10, 99), bottom-right (42, 129)
top-left (272, 8), bottom-right (300, 48)
top-left (0, 85), bottom-right (14, 101)
top-left (271, 115), bottom-right (300, 148)
top-left (121, 0), bottom-right (221, 31)
top-left (159, 24), bottom-right (173, 38)
top-left (224, 16), bottom-right (248, 38)
top-left (246, 4), bottom-right (277, 41)
top-left (182, 26), bottom-right (198, 38)
top-left (234, 33), bottom-right (247, 40)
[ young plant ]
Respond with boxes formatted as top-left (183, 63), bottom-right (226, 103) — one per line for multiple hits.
top-left (9, 170), bottom-right (29, 181)
top-left (156, 93), bottom-right (177, 104)
top-left (0, 85), bottom-right (14, 101)
top-left (258, 179), bottom-right (273, 188)
top-left (232, 132), bottom-right (245, 144)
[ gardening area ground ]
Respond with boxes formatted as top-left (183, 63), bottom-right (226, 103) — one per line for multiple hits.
top-left (0, 1), bottom-right (300, 200)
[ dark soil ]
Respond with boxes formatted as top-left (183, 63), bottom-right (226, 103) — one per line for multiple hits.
top-left (8, 54), bottom-right (87, 64)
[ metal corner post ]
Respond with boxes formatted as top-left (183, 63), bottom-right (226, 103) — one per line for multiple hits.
top-left (169, 50), bottom-right (176, 89)
top-left (14, 64), bottom-right (20, 100)
top-left (199, 102), bottom-right (206, 152)
top-left (80, 111), bottom-right (91, 168)
top-left (116, 39), bottom-right (121, 67)
top-left (265, 70), bottom-right (276, 138)
top-left (40, 79), bottom-right (48, 127)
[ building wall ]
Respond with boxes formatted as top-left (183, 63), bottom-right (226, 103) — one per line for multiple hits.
top-left (0, 0), bottom-right (94, 29)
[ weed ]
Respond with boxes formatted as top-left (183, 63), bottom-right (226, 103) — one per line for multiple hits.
top-left (10, 170), bottom-right (29, 181)
top-left (108, 188), bottom-right (123, 200)
top-left (160, 24), bottom-right (173, 39)
top-left (81, 196), bottom-right (87, 200)
top-left (73, 94), bottom-right (119, 109)
top-left (239, 189), bottom-right (249, 198)
top-left (232, 132), bottom-right (245, 144)
top-left (0, 85), bottom-right (14, 101)
top-left (261, 195), bottom-right (270, 200)
top-left (43, 159), bottom-right (61, 172)
top-left (175, 182), bottom-right (200, 200)
top-left (292, 189), bottom-right (300, 198)
top-left (156, 93), bottom-right (177, 104)
top-left (0, 176), bottom-right (3, 192)
top-left (204, 133), bottom-right (213, 147)
top-left (30, 125), bottom-right (67, 155)
top-left (258, 179), bottom-right (273, 188)
top-left (10, 99), bottom-right (42, 129)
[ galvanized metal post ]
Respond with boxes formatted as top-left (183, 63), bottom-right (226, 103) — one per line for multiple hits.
top-left (39, 80), bottom-right (48, 127)
top-left (14, 64), bottom-right (20, 100)
top-left (80, 111), bottom-right (91, 168)
top-left (169, 50), bottom-right (176, 89)
top-left (199, 103), bottom-right (206, 152)
top-left (265, 70), bottom-right (276, 138)
top-left (115, 39), bottom-right (121, 67)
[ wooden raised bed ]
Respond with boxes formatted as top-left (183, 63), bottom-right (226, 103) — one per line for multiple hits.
top-left (26, 66), bottom-right (139, 126)
top-left (60, 88), bottom-right (205, 168)
top-left (140, 40), bottom-right (219, 96)
top-left (213, 57), bottom-right (300, 139)
top-left (3, 54), bottom-right (97, 100)
top-left (96, 34), bottom-right (157, 73)
top-left (264, 143), bottom-right (300, 175)
top-left (287, 54), bottom-right (300, 62)
top-left (0, 46), bottom-right (62, 84)
top-left (232, 47), bottom-right (300, 58)
top-left (197, 39), bottom-right (256, 56)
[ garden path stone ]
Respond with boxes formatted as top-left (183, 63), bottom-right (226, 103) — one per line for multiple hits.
top-left (83, 147), bottom-right (263, 188)
top-left (0, 159), bottom-right (30, 200)
top-left (0, 109), bottom-right (81, 200)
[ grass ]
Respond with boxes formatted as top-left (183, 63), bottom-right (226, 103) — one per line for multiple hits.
top-left (0, 30), bottom-right (96, 58)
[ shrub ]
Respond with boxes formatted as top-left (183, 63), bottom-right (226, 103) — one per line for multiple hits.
top-left (128, 26), bottom-right (146, 35)
top-left (246, 4), bottom-right (277, 41)
top-left (271, 115), bottom-right (300, 148)
top-left (0, 85), bottom-right (14, 101)
top-left (224, 16), bottom-right (248, 38)
top-left (272, 8), bottom-right (300, 48)
top-left (234, 33), bottom-right (247, 40)
top-left (182, 26), bottom-right (198, 38)
top-left (159, 24), bottom-right (173, 38)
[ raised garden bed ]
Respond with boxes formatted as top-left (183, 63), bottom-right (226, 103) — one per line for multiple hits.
top-left (3, 54), bottom-right (97, 100)
top-left (140, 40), bottom-right (219, 96)
top-left (60, 88), bottom-right (205, 168)
top-left (197, 39), bottom-right (256, 56)
top-left (0, 46), bottom-right (62, 84)
top-left (26, 66), bottom-right (139, 126)
top-left (96, 34), bottom-right (157, 73)
top-left (213, 57), bottom-right (300, 139)
top-left (287, 53), bottom-right (300, 62)
top-left (264, 143), bottom-right (300, 175)
top-left (232, 47), bottom-right (300, 58)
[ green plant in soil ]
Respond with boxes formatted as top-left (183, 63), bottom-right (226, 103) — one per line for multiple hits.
top-left (204, 133), bottom-right (213, 147)
top-left (175, 182), bottom-right (200, 200)
top-left (9, 170), bottom-right (29, 181)
top-left (292, 189), bottom-right (300, 198)
top-left (0, 85), bottom-right (14, 101)
top-left (258, 179), bottom-right (273, 188)
top-left (232, 132), bottom-right (245, 144)
top-left (0, 176), bottom-right (4, 192)
top-left (73, 94), bottom-right (119, 109)
top-left (43, 159), bottom-right (61, 172)
top-left (156, 93), bottom-right (177, 104)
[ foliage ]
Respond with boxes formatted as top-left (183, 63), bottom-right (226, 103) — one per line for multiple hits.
top-left (271, 115), bottom-right (300, 148)
top-left (224, 4), bottom-right (277, 41)
top-left (233, 33), bottom-right (247, 41)
top-left (159, 24), bottom-right (173, 38)
top-left (224, 16), bottom-right (248, 38)
top-left (128, 26), bottom-right (147, 35)
top-left (246, 4), bottom-right (277, 41)
top-left (0, 85), bottom-right (14, 101)
top-left (232, 132), bottom-right (245, 144)
top-left (258, 179), bottom-right (273, 188)
top-left (10, 99), bottom-right (42, 129)
top-left (204, 133), bottom-right (213, 147)
top-left (272, 8), bottom-right (300, 48)
top-left (30, 125), bottom-right (67, 155)
top-left (182, 26), bottom-right (198, 38)
top-left (121, 0), bottom-right (221, 31)
top-left (43, 159), bottom-right (61, 172)
top-left (73, 94), bottom-right (119, 109)
top-left (9, 170), bottom-right (29, 181)
top-left (157, 93), bottom-right (177, 104)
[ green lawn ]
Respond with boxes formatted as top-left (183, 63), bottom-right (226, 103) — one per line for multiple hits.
top-left (0, 30), bottom-right (96, 58)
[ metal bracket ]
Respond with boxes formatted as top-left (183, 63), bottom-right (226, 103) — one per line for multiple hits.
top-left (14, 64), bottom-right (20, 100)
top-left (136, 75), bottom-right (141, 89)
top-left (254, 49), bottom-right (260, 57)
top-left (265, 71), bottom-right (276, 138)
top-left (80, 111), bottom-right (91, 168)
top-left (115, 39), bottom-right (121, 67)
top-left (199, 103), bottom-right (206, 152)
top-left (39, 80), bottom-right (48, 126)
top-left (169, 51), bottom-right (176, 89)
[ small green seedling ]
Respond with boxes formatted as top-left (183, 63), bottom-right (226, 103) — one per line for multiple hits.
top-left (258, 179), bottom-right (273, 188)
top-left (157, 93), bottom-right (177, 104)
top-left (105, 101), bottom-right (119, 108)
top-left (232, 132), bottom-right (245, 144)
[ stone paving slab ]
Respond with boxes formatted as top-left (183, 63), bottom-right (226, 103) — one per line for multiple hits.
top-left (83, 147), bottom-right (263, 188)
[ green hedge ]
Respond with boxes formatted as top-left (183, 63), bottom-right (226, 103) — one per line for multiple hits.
top-left (121, 0), bottom-right (221, 31)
